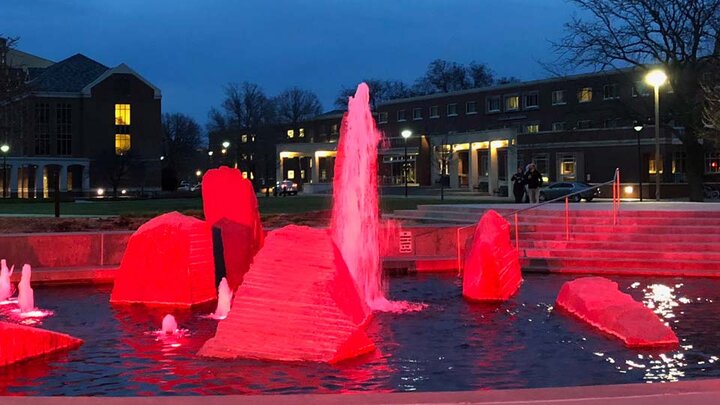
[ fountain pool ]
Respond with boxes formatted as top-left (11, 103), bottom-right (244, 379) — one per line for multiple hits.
top-left (1, 272), bottom-right (719, 396)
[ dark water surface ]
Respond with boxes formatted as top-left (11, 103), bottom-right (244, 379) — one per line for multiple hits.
top-left (1, 273), bottom-right (719, 396)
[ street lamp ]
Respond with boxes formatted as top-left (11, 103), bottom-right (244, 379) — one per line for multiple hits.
top-left (645, 69), bottom-right (667, 201)
top-left (196, 169), bottom-right (202, 177)
top-left (401, 130), bottom-right (412, 197)
top-left (633, 122), bottom-right (644, 202)
top-left (222, 141), bottom-right (230, 149)
top-left (0, 144), bottom-right (9, 198)
top-left (208, 150), bottom-right (214, 157)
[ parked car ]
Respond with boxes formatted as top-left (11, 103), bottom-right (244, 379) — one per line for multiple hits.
top-left (177, 181), bottom-right (192, 191)
top-left (539, 182), bottom-right (600, 202)
top-left (276, 180), bottom-right (298, 196)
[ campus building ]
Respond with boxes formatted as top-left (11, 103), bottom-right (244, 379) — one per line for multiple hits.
top-left (0, 39), bottom-right (162, 198)
top-left (277, 68), bottom-right (716, 198)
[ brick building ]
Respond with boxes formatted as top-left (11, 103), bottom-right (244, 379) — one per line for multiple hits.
top-left (277, 68), bottom-right (716, 198)
top-left (0, 39), bottom-right (162, 198)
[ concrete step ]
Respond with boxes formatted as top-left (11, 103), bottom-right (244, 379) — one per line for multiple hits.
top-left (9, 265), bottom-right (117, 285)
top-left (414, 205), bottom-right (720, 219)
top-left (519, 256), bottom-right (720, 272)
top-left (522, 265), bottom-right (720, 278)
top-left (522, 247), bottom-right (720, 262)
top-left (518, 239), bottom-right (719, 253)
top-left (515, 231), bottom-right (720, 243)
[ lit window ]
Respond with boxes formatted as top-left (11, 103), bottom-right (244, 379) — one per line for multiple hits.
top-left (299, 128), bottom-right (305, 138)
top-left (429, 105), bottom-right (440, 118)
top-left (523, 92), bottom-right (539, 109)
top-left (551, 90), bottom-right (566, 105)
top-left (287, 129), bottom-right (294, 139)
top-left (115, 104), bottom-right (131, 125)
top-left (115, 134), bottom-right (131, 155)
top-left (504, 95), bottom-right (519, 111)
top-left (552, 122), bottom-right (565, 131)
top-left (287, 170), bottom-right (295, 179)
top-left (486, 96), bottom-right (501, 112)
top-left (578, 87), bottom-right (592, 103)
top-left (526, 123), bottom-right (540, 133)
top-left (378, 112), bottom-right (388, 123)
top-left (466, 101), bottom-right (477, 114)
top-left (242, 171), bottom-right (248, 179)
top-left (397, 110), bottom-right (407, 121)
top-left (447, 103), bottom-right (458, 116)
top-left (413, 108), bottom-right (423, 120)
top-left (241, 134), bottom-right (248, 143)
top-left (649, 158), bottom-right (664, 174)
top-left (603, 84), bottom-right (619, 100)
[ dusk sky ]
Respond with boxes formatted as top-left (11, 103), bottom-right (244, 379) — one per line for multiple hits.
top-left (3, 0), bottom-right (581, 127)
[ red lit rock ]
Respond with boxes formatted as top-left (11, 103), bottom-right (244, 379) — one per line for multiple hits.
top-left (110, 212), bottom-right (216, 307)
top-left (462, 210), bottom-right (522, 301)
top-left (0, 321), bottom-right (82, 367)
top-left (198, 225), bottom-right (375, 363)
top-left (212, 218), bottom-right (256, 291)
top-left (556, 277), bottom-right (679, 348)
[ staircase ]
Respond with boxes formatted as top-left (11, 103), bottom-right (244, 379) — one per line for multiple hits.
top-left (389, 204), bottom-right (720, 278)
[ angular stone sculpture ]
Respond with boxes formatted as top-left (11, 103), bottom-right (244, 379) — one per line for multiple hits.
top-left (111, 211), bottom-right (216, 307)
top-left (199, 225), bottom-right (375, 363)
top-left (463, 210), bottom-right (522, 301)
top-left (556, 277), bottom-right (679, 348)
top-left (202, 166), bottom-right (264, 291)
top-left (0, 322), bottom-right (83, 367)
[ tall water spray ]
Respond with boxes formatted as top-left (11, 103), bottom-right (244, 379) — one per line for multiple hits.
top-left (18, 264), bottom-right (34, 313)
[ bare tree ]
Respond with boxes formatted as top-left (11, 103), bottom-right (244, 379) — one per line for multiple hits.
top-left (554, 0), bottom-right (720, 201)
top-left (274, 87), bottom-right (322, 128)
top-left (221, 82), bottom-right (274, 134)
top-left (468, 62), bottom-right (495, 87)
top-left (0, 36), bottom-right (30, 149)
top-left (495, 76), bottom-right (522, 85)
top-left (334, 79), bottom-right (415, 109)
top-left (162, 112), bottom-right (203, 180)
top-left (414, 59), bottom-right (471, 94)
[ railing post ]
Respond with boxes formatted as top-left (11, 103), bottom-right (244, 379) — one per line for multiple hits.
top-left (565, 196), bottom-right (569, 241)
top-left (514, 213), bottom-right (519, 253)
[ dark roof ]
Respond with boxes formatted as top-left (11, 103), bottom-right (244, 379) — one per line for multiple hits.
top-left (29, 54), bottom-right (108, 92)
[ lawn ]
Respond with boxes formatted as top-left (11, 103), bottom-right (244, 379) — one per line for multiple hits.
top-left (0, 195), bottom-right (500, 217)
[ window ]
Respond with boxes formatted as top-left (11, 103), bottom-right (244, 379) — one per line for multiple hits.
top-left (526, 123), bottom-right (540, 133)
top-left (429, 105), bottom-right (440, 118)
top-left (287, 129), bottom-right (294, 139)
top-left (706, 152), bottom-right (720, 174)
top-left (115, 134), bottom-right (131, 155)
top-left (447, 103), bottom-right (458, 116)
top-left (551, 90), bottom-right (566, 105)
top-left (560, 155), bottom-right (577, 181)
top-left (287, 170), bottom-right (295, 179)
top-left (114, 104), bottom-right (131, 125)
top-left (532, 154), bottom-right (549, 178)
top-left (299, 128), bottom-right (305, 138)
top-left (649, 158), bottom-right (664, 174)
top-left (632, 82), bottom-right (651, 97)
top-left (466, 101), bottom-right (477, 114)
top-left (413, 107), bottom-right (423, 120)
top-left (673, 151), bottom-right (686, 180)
top-left (34, 103), bottom-right (50, 155)
top-left (604, 118), bottom-right (620, 128)
top-left (378, 112), bottom-right (388, 123)
top-left (56, 103), bottom-right (72, 155)
top-left (523, 92), bottom-right (539, 109)
top-left (241, 134), bottom-right (248, 143)
top-left (552, 122), bottom-right (565, 131)
top-left (486, 96), bottom-right (501, 112)
top-left (577, 120), bottom-right (592, 129)
top-left (603, 84), bottom-right (619, 100)
top-left (504, 95), bottom-right (520, 111)
top-left (397, 109), bottom-right (407, 121)
top-left (577, 87), bottom-right (592, 103)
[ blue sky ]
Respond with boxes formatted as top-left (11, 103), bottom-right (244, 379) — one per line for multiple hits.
top-left (2, 0), bottom-right (579, 126)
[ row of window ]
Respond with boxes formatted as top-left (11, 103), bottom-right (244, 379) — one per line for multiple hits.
top-left (34, 103), bottom-right (72, 156)
top-left (377, 82), bottom-right (660, 124)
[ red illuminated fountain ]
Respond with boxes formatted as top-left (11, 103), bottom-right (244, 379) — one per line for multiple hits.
top-left (110, 212), bottom-right (216, 307)
top-left (556, 277), bottom-right (679, 348)
top-left (198, 225), bottom-right (375, 363)
top-left (463, 210), bottom-right (522, 302)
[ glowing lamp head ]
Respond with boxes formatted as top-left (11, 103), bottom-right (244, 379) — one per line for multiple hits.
top-left (195, 170), bottom-right (202, 177)
top-left (97, 188), bottom-right (105, 196)
top-left (222, 141), bottom-right (230, 149)
top-left (160, 156), bottom-right (165, 161)
top-left (121, 189), bottom-right (127, 195)
top-left (221, 148), bottom-right (227, 154)
top-left (401, 130), bottom-right (412, 139)
top-left (633, 124), bottom-right (644, 132)
top-left (624, 185), bottom-right (634, 195)
top-left (208, 150), bottom-right (214, 156)
top-left (645, 69), bottom-right (667, 88)
top-left (0, 145), bottom-right (9, 153)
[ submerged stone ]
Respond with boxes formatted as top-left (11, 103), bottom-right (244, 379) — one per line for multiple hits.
top-left (556, 277), bottom-right (679, 348)
top-left (0, 321), bottom-right (82, 367)
top-left (110, 212), bottom-right (216, 307)
top-left (198, 225), bottom-right (375, 363)
top-left (463, 210), bottom-right (522, 302)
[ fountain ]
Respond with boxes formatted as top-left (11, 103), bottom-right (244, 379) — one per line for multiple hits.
top-left (0, 259), bottom-right (13, 302)
top-left (17, 264), bottom-right (34, 313)
top-left (161, 314), bottom-right (178, 334)
top-left (211, 278), bottom-right (232, 320)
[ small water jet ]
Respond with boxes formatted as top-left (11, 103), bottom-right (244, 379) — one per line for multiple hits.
top-left (18, 264), bottom-right (34, 313)
top-left (211, 278), bottom-right (232, 320)
top-left (161, 314), bottom-right (178, 334)
top-left (0, 259), bottom-right (14, 303)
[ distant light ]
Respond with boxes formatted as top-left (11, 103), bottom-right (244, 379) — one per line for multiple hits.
top-left (221, 148), bottom-right (227, 154)
top-left (160, 156), bottom-right (165, 161)
top-left (222, 141), bottom-right (230, 148)
top-left (97, 188), bottom-right (105, 196)
top-left (542, 176), bottom-right (549, 183)
top-left (0, 145), bottom-right (9, 153)
top-left (121, 189), bottom-right (127, 195)
top-left (633, 125), bottom-right (643, 132)
top-left (624, 185), bottom-right (634, 195)
top-left (645, 69), bottom-right (667, 88)
top-left (196, 170), bottom-right (202, 177)
top-left (401, 130), bottom-right (412, 139)
top-left (208, 150), bottom-right (214, 156)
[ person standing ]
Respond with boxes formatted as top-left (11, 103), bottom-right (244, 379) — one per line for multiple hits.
top-left (524, 163), bottom-right (543, 204)
top-left (511, 166), bottom-right (525, 203)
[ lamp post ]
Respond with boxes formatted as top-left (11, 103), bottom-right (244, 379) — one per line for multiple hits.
top-left (222, 141), bottom-right (230, 167)
top-left (645, 69), bottom-right (667, 201)
top-left (0, 144), bottom-right (8, 199)
top-left (633, 122), bottom-right (644, 202)
top-left (401, 130), bottom-right (412, 197)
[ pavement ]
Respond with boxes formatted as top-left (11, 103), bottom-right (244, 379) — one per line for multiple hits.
top-left (419, 200), bottom-right (720, 212)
